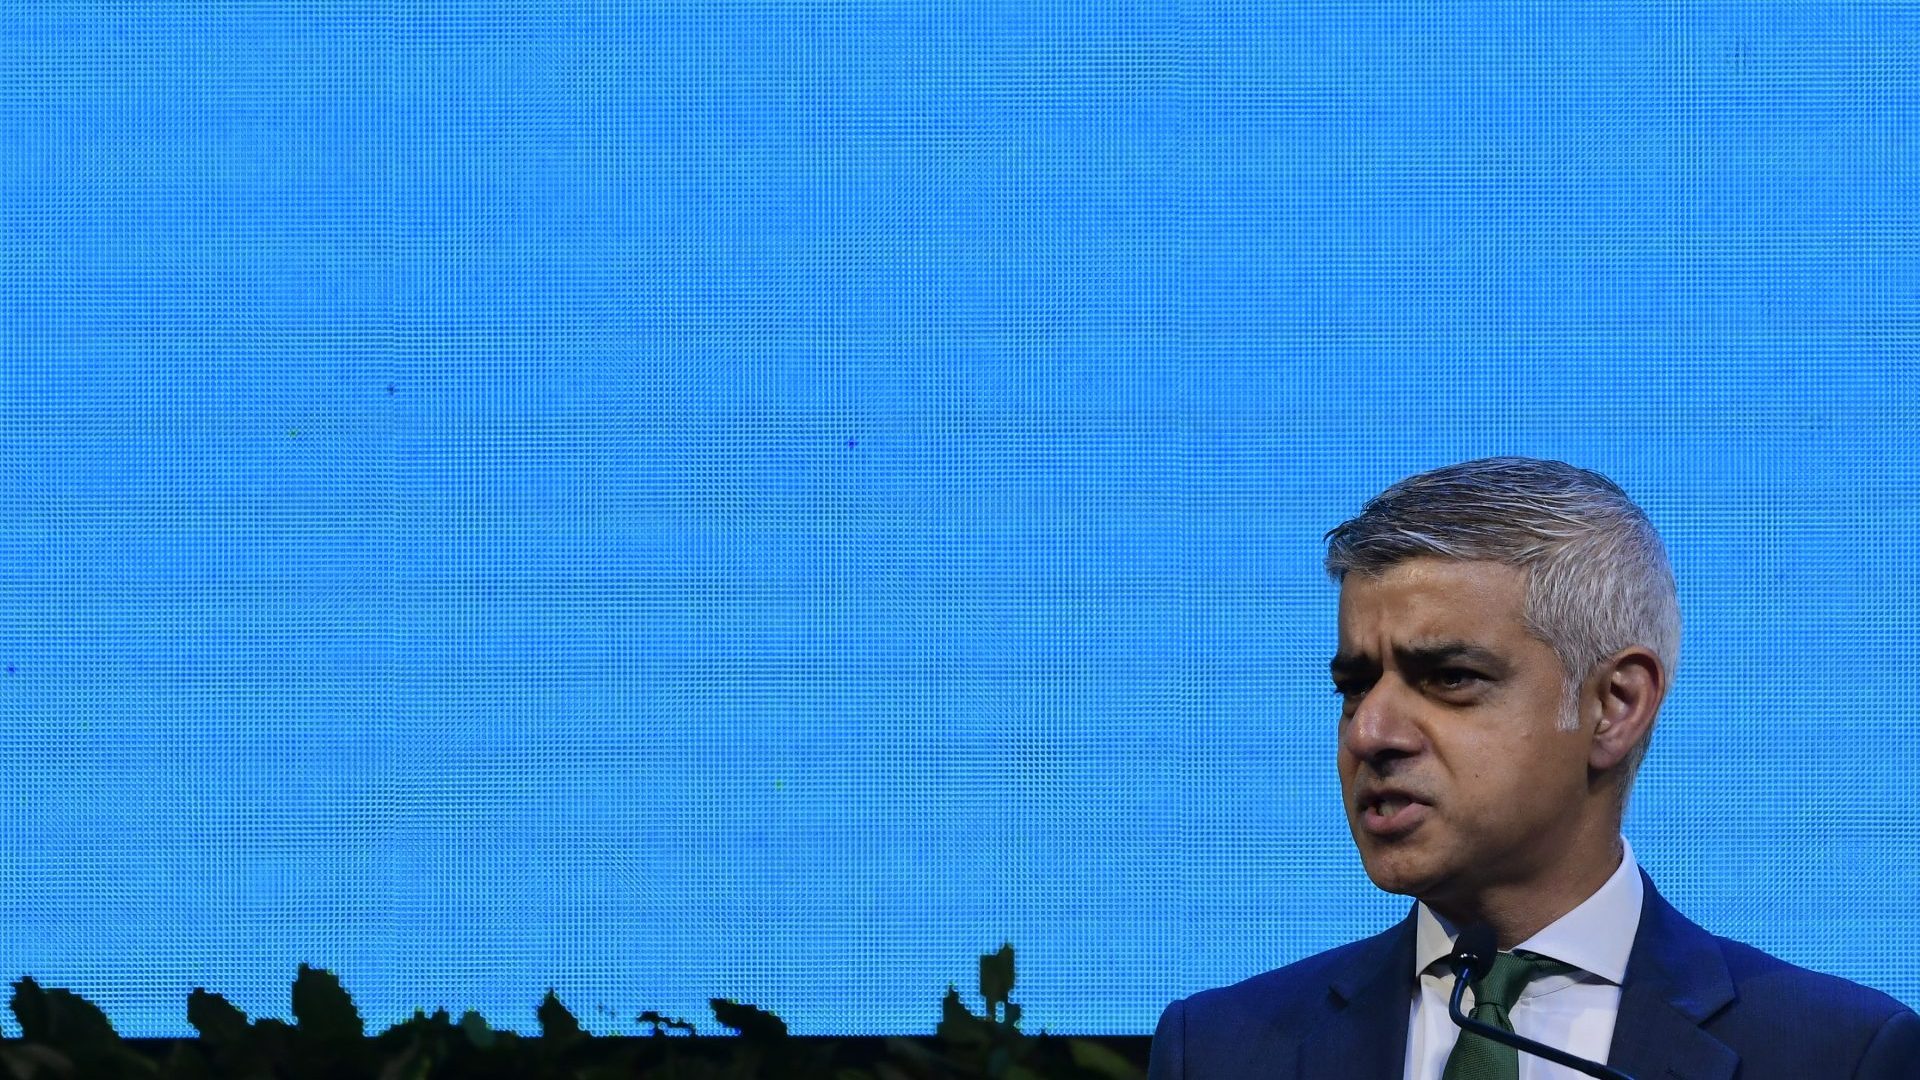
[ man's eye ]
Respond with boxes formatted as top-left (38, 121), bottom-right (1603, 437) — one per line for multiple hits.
top-left (1431, 669), bottom-right (1482, 691)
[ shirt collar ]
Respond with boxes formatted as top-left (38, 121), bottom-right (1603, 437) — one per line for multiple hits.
top-left (1412, 835), bottom-right (1644, 985)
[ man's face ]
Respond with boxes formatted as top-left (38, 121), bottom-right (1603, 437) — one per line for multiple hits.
top-left (1333, 557), bottom-right (1593, 913)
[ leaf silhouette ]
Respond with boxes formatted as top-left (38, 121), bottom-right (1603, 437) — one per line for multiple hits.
top-left (979, 943), bottom-right (1015, 1021)
top-left (8, 976), bottom-right (121, 1047)
top-left (460, 1008), bottom-right (496, 1050)
top-left (185, 987), bottom-right (251, 1047)
top-left (709, 997), bottom-right (788, 1043)
top-left (291, 963), bottom-right (363, 1042)
top-left (537, 988), bottom-right (585, 1048)
top-left (936, 985), bottom-right (989, 1047)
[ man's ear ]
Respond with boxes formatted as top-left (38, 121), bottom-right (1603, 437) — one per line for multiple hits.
top-left (1586, 646), bottom-right (1664, 773)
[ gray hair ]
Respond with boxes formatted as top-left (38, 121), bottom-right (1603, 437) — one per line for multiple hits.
top-left (1322, 457), bottom-right (1679, 798)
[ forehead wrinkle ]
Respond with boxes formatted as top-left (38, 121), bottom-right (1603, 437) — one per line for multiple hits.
top-left (1338, 560), bottom-right (1529, 639)
top-left (1330, 637), bottom-right (1506, 672)
top-left (1335, 569), bottom-right (1539, 695)
top-left (1395, 639), bottom-right (1509, 671)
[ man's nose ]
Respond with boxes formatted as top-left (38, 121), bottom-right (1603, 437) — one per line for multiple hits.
top-left (1341, 677), bottom-right (1424, 762)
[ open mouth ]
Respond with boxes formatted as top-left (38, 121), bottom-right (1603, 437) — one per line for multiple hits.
top-left (1366, 794), bottom-right (1415, 819)
top-left (1360, 794), bottom-right (1429, 836)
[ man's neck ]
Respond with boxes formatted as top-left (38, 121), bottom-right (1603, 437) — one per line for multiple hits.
top-left (1426, 834), bottom-right (1626, 949)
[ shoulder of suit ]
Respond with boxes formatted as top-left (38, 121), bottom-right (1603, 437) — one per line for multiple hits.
top-left (1173, 924), bottom-right (1402, 1021)
top-left (1709, 932), bottom-right (1917, 1024)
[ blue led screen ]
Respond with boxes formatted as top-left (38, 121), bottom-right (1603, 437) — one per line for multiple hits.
top-left (1, 1), bottom-right (1916, 1039)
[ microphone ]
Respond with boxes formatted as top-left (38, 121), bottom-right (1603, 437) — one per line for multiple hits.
top-left (1445, 925), bottom-right (1636, 1080)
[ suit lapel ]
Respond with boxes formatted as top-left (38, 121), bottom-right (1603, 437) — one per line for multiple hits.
top-left (1605, 870), bottom-right (1738, 1080)
top-left (1297, 908), bottom-right (1418, 1080)
top-left (1292, 871), bottom-right (1741, 1080)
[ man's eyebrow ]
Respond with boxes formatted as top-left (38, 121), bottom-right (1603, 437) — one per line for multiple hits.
top-left (1328, 652), bottom-right (1373, 679)
top-left (1394, 641), bottom-right (1507, 672)
top-left (1328, 641), bottom-right (1507, 679)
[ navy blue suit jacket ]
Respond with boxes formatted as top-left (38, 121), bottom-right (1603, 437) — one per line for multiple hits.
top-left (1148, 870), bottom-right (1919, 1079)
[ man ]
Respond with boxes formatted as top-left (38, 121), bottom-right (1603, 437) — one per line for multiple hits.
top-left (1148, 457), bottom-right (1919, 1079)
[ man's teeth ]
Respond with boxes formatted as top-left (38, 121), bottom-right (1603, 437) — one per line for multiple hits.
top-left (1376, 796), bottom-right (1409, 816)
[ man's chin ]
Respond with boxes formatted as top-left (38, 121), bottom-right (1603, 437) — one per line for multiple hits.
top-left (1359, 851), bottom-right (1446, 899)
top-left (1365, 871), bottom-right (1424, 898)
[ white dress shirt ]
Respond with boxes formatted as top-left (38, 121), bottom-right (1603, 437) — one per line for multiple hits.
top-left (1402, 836), bottom-right (1644, 1080)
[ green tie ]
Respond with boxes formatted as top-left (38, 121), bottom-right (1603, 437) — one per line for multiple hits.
top-left (1438, 949), bottom-right (1579, 1080)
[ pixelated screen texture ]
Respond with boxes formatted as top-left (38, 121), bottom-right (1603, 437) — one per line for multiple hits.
top-left (0, 1), bottom-right (1915, 1038)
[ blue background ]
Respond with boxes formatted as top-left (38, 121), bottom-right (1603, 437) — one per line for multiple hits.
top-left (1, 0), bottom-right (1916, 1039)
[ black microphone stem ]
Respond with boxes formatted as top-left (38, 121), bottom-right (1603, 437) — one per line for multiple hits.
top-left (1447, 976), bottom-right (1636, 1080)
